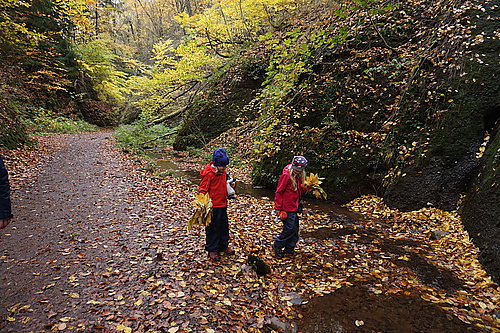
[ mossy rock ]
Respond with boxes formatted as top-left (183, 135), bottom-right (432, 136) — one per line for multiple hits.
top-left (173, 60), bottom-right (264, 151)
top-left (384, 1), bottom-right (500, 211)
top-left (251, 126), bottom-right (384, 204)
top-left (461, 128), bottom-right (500, 283)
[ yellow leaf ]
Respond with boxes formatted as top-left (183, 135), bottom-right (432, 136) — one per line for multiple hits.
top-left (56, 323), bottom-right (67, 331)
top-left (188, 193), bottom-right (213, 231)
top-left (7, 303), bottom-right (22, 312)
top-left (116, 324), bottom-right (132, 332)
top-left (304, 173), bottom-right (322, 187)
top-left (44, 282), bottom-right (56, 289)
top-left (304, 173), bottom-right (327, 199)
top-left (86, 300), bottom-right (101, 305)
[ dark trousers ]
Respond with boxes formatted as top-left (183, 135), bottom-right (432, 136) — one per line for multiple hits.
top-left (205, 207), bottom-right (229, 252)
top-left (274, 212), bottom-right (299, 252)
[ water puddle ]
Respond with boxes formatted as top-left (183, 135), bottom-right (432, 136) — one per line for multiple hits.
top-left (299, 283), bottom-right (479, 333)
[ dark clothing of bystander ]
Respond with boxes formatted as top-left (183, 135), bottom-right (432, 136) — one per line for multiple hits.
top-left (0, 155), bottom-right (12, 220)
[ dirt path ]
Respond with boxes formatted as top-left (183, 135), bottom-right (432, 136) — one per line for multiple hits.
top-left (0, 132), bottom-right (155, 331)
top-left (0, 131), bottom-right (279, 333)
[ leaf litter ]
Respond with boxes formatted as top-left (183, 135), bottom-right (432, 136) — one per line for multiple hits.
top-left (0, 132), bottom-right (498, 332)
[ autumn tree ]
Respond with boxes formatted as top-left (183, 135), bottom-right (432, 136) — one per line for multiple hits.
top-left (0, 0), bottom-right (39, 64)
top-left (107, 0), bottom-right (189, 64)
top-left (131, 0), bottom-right (304, 123)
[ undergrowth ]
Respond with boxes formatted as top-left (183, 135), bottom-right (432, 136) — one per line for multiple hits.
top-left (22, 109), bottom-right (98, 135)
top-left (114, 119), bottom-right (177, 154)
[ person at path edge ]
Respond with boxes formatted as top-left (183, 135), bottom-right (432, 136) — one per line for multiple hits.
top-left (272, 156), bottom-right (308, 258)
top-left (199, 148), bottom-right (236, 261)
top-left (0, 155), bottom-right (13, 229)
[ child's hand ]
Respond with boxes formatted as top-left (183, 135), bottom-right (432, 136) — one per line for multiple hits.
top-left (279, 211), bottom-right (288, 221)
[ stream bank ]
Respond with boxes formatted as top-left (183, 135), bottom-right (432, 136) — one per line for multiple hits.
top-left (147, 150), bottom-right (498, 333)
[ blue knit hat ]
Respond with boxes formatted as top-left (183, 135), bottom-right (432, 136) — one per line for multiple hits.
top-left (212, 148), bottom-right (229, 166)
top-left (291, 156), bottom-right (307, 171)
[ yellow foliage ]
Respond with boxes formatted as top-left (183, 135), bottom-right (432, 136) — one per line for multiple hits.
top-left (187, 193), bottom-right (213, 231)
top-left (304, 173), bottom-right (327, 199)
top-left (304, 172), bottom-right (322, 187)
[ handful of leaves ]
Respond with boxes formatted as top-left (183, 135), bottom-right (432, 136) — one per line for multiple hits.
top-left (304, 173), bottom-right (327, 200)
top-left (187, 193), bottom-right (213, 231)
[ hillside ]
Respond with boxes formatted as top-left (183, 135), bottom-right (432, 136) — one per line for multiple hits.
top-left (173, 0), bottom-right (500, 281)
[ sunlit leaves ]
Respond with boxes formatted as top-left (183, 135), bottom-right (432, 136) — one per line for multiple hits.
top-left (0, 0), bottom-right (40, 60)
top-left (131, 39), bottom-right (225, 117)
top-left (53, 0), bottom-right (95, 37)
top-left (176, 0), bottom-right (303, 53)
top-left (304, 173), bottom-right (327, 199)
top-left (187, 192), bottom-right (213, 230)
top-left (129, 0), bottom-right (306, 122)
top-left (74, 37), bottom-right (130, 103)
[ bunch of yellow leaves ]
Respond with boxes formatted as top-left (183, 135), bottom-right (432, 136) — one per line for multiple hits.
top-left (187, 193), bottom-right (213, 231)
top-left (304, 173), bottom-right (328, 200)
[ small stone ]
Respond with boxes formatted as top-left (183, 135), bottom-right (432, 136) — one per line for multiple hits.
top-left (430, 230), bottom-right (450, 240)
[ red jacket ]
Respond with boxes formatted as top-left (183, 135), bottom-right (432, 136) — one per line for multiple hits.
top-left (199, 162), bottom-right (227, 208)
top-left (274, 164), bottom-right (306, 212)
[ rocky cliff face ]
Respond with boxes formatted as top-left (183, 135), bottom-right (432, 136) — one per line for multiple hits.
top-left (461, 129), bottom-right (500, 282)
top-left (383, 0), bottom-right (500, 281)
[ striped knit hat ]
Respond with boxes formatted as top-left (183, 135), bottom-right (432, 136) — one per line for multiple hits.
top-left (291, 156), bottom-right (307, 171)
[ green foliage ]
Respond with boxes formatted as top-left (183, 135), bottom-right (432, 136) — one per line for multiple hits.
top-left (114, 119), bottom-right (177, 153)
top-left (131, 39), bottom-right (226, 120)
top-left (176, 0), bottom-right (302, 55)
top-left (257, 25), bottom-right (349, 120)
top-left (130, 0), bottom-right (304, 124)
top-left (0, 104), bottom-right (33, 149)
top-left (186, 147), bottom-right (204, 158)
top-left (74, 37), bottom-right (130, 103)
top-left (0, 123), bottom-right (31, 150)
top-left (22, 108), bottom-right (98, 134)
top-left (364, 58), bottom-right (412, 79)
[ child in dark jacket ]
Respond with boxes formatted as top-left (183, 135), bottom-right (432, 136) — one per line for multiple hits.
top-left (0, 155), bottom-right (12, 229)
top-left (199, 148), bottom-right (235, 261)
top-left (272, 156), bottom-right (308, 258)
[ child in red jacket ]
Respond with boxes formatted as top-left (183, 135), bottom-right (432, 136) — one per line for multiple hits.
top-left (199, 148), bottom-right (236, 261)
top-left (272, 156), bottom-right (308, 258)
